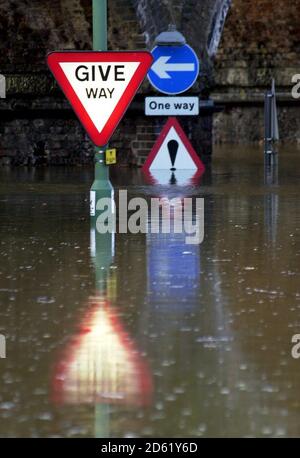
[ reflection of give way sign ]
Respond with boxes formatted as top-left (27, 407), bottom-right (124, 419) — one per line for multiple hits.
top-left (47, 51), bottom-right (153, 146)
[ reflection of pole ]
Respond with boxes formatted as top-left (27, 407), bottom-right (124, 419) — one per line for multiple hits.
top-left (90, 0), bottom-right (113, 223)
top-left (95, 404), bottom-right (110, 439)
top-left (91, 226), bottom-right (114, 439)
top-left (264, 151), bottom-right (279, 245)
top-left (264, 192), bottom-right (279, 244)
top-left (90, 228), bottom-right (114, 292)
top-left (264, 155), bottom-right (278, 187)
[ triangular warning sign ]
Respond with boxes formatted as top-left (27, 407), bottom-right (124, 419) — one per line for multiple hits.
top-left (143, 117), bottom-right (205, 173)
top-left (47, 51), bottom-right (153, 146)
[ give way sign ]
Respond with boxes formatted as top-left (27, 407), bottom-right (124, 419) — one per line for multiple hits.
top-left (47, 51), bottom-right (153, 146)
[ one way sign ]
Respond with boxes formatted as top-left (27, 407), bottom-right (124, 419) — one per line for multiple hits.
top-left (47, 51), bottom-right (153, 146)
top-left (148, 44), bottom-right (199, 95)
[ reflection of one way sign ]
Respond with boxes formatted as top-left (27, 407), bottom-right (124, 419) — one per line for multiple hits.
top-left (47, 51), bottom-right (153, 146)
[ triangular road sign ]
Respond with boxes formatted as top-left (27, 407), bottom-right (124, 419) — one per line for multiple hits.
top-left (47, 51), bottom-right (153, 146)
top-left (143, 117), bottom-right (205, 173)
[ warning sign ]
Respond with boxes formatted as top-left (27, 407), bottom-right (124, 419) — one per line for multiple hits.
top-left (143, 117), bottom-right (205, 173)
top-left (47, 51), bottom-right (153, 146)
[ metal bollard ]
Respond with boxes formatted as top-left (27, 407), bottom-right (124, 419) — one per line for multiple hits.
top-left (264, 79), bottom-right (279, 157)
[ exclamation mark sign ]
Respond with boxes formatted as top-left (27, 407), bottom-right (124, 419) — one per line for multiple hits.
top-left (167, 140), bottom-right (179, 171)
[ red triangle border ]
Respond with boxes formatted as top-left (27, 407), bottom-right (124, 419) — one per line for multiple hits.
top-left (47, 51), bottom-right (153, 147)
top-left (142, 117), bottom-right (205, 173)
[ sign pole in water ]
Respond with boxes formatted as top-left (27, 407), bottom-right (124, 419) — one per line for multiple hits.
top-left (91, 0), bottom-right (112, 222)
top-left (47, 1), bottom-right (152, 220)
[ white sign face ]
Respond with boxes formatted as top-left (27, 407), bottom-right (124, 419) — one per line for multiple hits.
top-left (150, 126), bottom-right (197, 171)
top-left (60, 62), bottom-right (139, 133)
top-left (145, 97), bottom-right (199, 116)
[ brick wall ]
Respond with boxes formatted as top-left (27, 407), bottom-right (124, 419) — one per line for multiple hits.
top-left (212, 0), bottom-right (300, 143)
top-left (0, 0), bottom-right (148, 165)
top-left (2, 0), bottom-right (298, 164)
top-left (0, 0), bottom-right (216, 165)
top-left (215, 0), bottom-right (300, 87)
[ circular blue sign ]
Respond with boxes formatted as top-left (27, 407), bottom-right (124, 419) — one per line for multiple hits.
top-left (147, 44), bottom-right (199, 95)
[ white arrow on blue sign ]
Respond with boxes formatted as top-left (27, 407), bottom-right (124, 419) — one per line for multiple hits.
top-left (147, 44), bottom-right (199, 95)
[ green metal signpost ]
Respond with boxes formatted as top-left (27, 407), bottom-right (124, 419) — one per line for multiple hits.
top-left (91, 0), bottom-right (113, 223)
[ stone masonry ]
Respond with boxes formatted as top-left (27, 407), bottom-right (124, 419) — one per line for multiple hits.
top-left (0, 0), bottom-right (299, 165)
top-left (212, 0), bottom-right (300, 143)
top-left (0, 0), bottom-right (226, 165)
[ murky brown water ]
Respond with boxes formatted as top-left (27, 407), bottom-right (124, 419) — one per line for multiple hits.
top-left (0, 145), bottom-right (299, 438)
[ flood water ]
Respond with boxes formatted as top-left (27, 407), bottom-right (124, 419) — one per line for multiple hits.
top-left (0, 145), bottom-right (299, 438)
